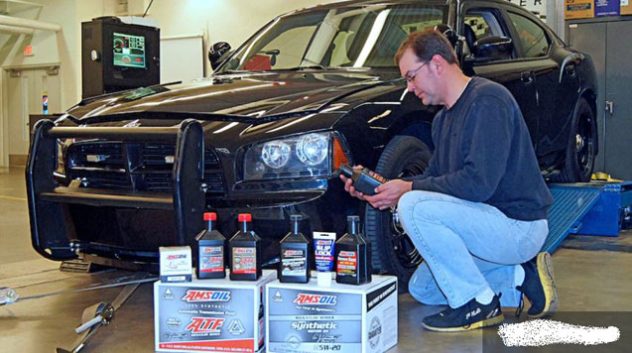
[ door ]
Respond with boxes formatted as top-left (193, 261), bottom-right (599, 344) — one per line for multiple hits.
top-left (506, 10), bottom-right (579, 158)
top-left (604, 21), bottom-right (632, 180)
top-left (462, 7), bottom-right (540, 146)
top-left (6, 67), bottom-right (61, 166)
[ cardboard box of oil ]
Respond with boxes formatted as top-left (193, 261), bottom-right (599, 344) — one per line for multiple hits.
top-left (622, 0), bottom-right (632, 15)
top-left (266, 274), bottom-right (398, 353)
top-left (154, 270), bottom-right (276, 353)
top-left (565, 0), bottom-right (594, 19)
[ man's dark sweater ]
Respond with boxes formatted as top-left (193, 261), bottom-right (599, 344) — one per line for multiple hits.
top-left (410, 77), bottom-right (553, 221)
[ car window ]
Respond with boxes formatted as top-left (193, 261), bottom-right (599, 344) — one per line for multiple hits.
top-left (464, 14), bottom-right (494, 42)
top-left (256, 26), bottom-right (318, 70)
top-left (220, 4), bottom-right (448, 72)
top-left (507, 12), bottom-right (549, 58)
top-left (463, 9), bottom-right (506, 57)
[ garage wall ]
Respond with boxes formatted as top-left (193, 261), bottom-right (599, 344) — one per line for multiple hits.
top-left (1, 0), bottom-right (341, 111)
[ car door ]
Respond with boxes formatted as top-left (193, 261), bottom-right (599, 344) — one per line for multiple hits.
top-left (503, 9), bottom-right (580, 160)
top-left (458, 2), bottom-right (540, 147)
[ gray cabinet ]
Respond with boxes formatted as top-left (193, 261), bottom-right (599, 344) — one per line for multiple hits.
top-left (567, 19), bottom-right (632, 180)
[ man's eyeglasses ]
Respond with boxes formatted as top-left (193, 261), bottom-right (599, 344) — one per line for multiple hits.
top-left (404, 62), bottom-right (428, 83)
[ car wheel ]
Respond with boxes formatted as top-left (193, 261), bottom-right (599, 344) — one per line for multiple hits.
top-left (364, 135), bottom-right (432, 292)
top-left (556, 98), bottom-right (597, 182)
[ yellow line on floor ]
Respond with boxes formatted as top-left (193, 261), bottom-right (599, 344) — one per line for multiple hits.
top-left (0, 195), bottom-right (27, 202)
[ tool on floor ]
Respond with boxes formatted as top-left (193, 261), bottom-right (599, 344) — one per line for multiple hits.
top-left (56, 282), bottom-right (140, 353)
top-left (0, 287), bottom-right (19, 305)
top-left (0, 272), bottom-right (157, 306)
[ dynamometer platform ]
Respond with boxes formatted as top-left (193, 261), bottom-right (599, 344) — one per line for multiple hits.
top-left (544, 181), bottom-right (632, 252)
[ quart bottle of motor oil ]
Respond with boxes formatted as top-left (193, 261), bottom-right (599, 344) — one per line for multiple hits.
top-left (195, 212), bottom-right (226, 279)
top-left (229, 213), bottom-right (262, 281)
top-left (278, 214), bottom-right (311, 283)
top-left (335, 215), bottom-right (372, 285)
top-left (338, 164), bottom-right (388, 195)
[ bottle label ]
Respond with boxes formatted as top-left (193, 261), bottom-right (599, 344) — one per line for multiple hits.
top-left (199, 246), bottom-right (224, 273)
top-left (232, 247), bottom-right (257, 274)
top-left (281, 249), bottom-right (306, 276)
top-left (337, 250), bottom-right (358, 277)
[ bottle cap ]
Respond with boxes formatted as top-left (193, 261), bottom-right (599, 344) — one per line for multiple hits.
top-left (238, 213), bottom-right (252, 222)
top-left (317, 271), bottom-right (332, 287)
top-left (203, 212), bottom-right (217, 221)
top-left (290, 214), bottom-right (303, 222)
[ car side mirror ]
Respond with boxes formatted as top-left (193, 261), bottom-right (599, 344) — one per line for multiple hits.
top-left (208, 42), bottom-right (232, 70)
top-left (469, 36), bottom-right (513, 62)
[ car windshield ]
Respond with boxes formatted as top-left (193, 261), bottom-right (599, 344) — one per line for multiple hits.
top-left (217, 3), bottom-right (447, 72)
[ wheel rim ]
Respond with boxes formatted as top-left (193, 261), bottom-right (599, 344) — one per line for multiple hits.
top-left (385, 156), bottom-right (426, 270)
top-left (390, 210), bottom-right (422, 269)
top-left (576, 112), bottom-right (595, 178)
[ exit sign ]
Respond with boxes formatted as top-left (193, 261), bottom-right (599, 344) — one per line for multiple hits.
top-left (23, 44), bottom-right (33, 56)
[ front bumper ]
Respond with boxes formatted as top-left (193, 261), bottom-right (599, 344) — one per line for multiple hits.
top-left (26, 119), bottom-right (206, 262)
top-left (26, 120), bottom-right (355, 265)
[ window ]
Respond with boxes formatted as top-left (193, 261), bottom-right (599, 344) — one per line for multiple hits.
top-left (463, 9), bottom-right (506, 56)
top-left (507, 12), bottom-right (549, 58)
top-left (220, 4), bottom-right (448, 72)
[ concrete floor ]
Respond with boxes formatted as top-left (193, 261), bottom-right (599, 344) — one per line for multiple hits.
top-left (1, 166), bottom-right (631, 353)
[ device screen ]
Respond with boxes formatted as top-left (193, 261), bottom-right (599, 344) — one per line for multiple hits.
top-left (113, 32), bottom-right (146, 69)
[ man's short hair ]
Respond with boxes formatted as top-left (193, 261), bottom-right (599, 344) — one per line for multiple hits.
top-left (395, 29), bottom-right (458, 65)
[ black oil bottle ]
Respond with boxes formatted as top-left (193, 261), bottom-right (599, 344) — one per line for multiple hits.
top-left (278, 214), bottom-right (311, 283)
top-left (335, 215), bottom-right (372, 285)
top-left (229, 213), bottom-right (262, 281)
top-left (195, 212), bottom-right (226, 279)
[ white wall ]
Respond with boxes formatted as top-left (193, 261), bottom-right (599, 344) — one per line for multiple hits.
top-left (0, 0), bottom-right (78, 110)
top-left (1, 0), bottom-right (342, 111)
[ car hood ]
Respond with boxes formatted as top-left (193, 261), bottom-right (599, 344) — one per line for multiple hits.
top-left (67, 70), bottom-right (400, 124)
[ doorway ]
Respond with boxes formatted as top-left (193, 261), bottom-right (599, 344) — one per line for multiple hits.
top-left (1, 64), bottom-right (60, 167)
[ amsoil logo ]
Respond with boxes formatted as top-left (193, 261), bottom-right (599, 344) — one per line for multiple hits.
top-left (166, 254), bottom-right (187, 260)
top-left (182, 290), bottom-right (231, 302)
top-left (368, 317), bottom-right (382, 349)
top-left (185, 317), bottom-right (225, 334)
top-left (293, 293), bottom-right (337, 305)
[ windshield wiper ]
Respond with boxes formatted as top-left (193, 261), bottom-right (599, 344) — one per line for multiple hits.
top-left (284, 65), bottom-right (330, 71)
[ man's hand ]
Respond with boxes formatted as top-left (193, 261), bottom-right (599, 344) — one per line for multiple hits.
top-left (364, 179), bottom-right (413, 210)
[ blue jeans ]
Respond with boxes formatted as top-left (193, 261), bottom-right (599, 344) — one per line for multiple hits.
top-left (397, 190), bottom-right (548, 309)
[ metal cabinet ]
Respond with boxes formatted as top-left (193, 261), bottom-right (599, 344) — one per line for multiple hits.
top-left (567, 18), bottom-right (632, 180)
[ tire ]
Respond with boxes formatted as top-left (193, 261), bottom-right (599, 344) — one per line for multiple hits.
top-left (554, 98), bottom-right (597, 182)
top-left (364, 135), bottom-right (432, 292)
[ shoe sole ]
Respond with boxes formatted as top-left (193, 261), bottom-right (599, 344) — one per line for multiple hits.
top-left (421, 314), bottom-right (505, 332)
top-left (529, 252), bottom-right (558, 318)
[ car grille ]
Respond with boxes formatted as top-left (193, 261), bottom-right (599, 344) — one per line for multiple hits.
top-left (66, 141), bottom-right (225, 193)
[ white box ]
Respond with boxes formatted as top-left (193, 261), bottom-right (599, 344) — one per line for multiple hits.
top-left (159, 246), bottom-right (192, 282)
top-left (154, 270), bottom-right (276, 352)
top-left (266, 275), bottom-right (398, 353)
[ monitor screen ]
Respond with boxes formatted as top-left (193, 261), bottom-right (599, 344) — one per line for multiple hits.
top-left (113, 32), bottom-right (146, 69)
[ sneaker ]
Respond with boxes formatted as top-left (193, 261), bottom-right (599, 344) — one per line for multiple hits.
top-left (516, 252), bottom-right (558, 318)
top-left (421, 294), bottom-right (504, 332)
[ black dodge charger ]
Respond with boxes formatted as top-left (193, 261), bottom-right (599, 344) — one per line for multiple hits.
top-left (27, 0), bottom-right (597, 288)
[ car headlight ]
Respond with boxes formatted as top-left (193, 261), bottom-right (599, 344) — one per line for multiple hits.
top-left (296, 133), bottom-right (328, 166)
top-left (243, 132), bottom-right (349, 181)
top-left (261, 140), bottom-right (291, 169)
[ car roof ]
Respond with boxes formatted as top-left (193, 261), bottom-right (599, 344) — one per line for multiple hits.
top-left (290, 0), bottom-right (450, 13)
top-left (289, 0), bottom-right (533, 16)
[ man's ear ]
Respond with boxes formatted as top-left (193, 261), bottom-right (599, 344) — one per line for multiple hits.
top-left (429, 54), bottom-right (445, 75)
